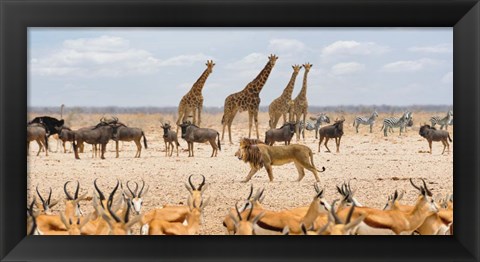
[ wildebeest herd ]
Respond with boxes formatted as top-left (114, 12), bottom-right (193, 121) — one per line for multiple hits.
top-left (27, 55), bottom-right (453, 235)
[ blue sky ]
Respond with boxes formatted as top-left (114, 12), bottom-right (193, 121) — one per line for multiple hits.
top-left (28, 28), bottom-right (453, 107)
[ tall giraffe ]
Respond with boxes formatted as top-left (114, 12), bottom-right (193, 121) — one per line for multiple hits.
top-left (221, 54), bottom-right (278, 144)
top-left (176, 60), bottom-right (215, 132)
top-left (293, 63), bottom-right (313, 140)
top-left (268, 65), bottom-right (302, 129)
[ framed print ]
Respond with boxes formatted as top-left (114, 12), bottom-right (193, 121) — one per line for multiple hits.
top-left (1, 0), bottom-right (479, 261)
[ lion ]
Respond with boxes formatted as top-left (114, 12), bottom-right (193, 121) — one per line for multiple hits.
top-left (234, 138), bottom-right (326, 182)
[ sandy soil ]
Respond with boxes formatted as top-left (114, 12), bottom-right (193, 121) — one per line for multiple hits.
top-left (27, 111), bottom-right (453, 235)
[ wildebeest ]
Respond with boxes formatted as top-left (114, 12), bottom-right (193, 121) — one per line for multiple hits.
top-left (179, 121), bottom-right (221, 157)
top-left (161, 122), bottom-right (180, 157)
top-left (56, 125), bottom-right (75, 153)
top-left (72, 117), bottom-right (120, 159)
top-left (264, 122), bottom-right (296, 146)
top-left (318, 117), bottom-right (345, 153)
top-left (28, 116), bottom-right (64, 137)
top-left (27, 122), bottom-right (49, 156)
top-left (111, 119), bottom-right (148, 158)
top-left (419, 124), bottom-right (453, 154)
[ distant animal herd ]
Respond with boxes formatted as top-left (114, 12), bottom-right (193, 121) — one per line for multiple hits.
top-left (27, 55), bottom-right (453, 236)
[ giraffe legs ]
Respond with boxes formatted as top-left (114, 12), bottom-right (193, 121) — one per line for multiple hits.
top-left (254, 111), bottom-right (260, 140)
top-left (197, 106), bottom-right (202, 127)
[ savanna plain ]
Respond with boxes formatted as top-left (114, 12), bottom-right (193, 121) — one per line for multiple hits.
top-left (27, 111), bottom-right (453, 235)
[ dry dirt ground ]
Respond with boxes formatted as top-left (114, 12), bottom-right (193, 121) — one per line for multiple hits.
top-left (27, 111), bottom-right (453, 235)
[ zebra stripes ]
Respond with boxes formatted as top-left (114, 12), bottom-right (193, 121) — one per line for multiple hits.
top-left (430, 110), bottom-right (453, 130)
top-left (381, 111), bottom-right (412, 137)
top-left (353, 110), bottom-right (378, 133)
top-left (309, 114), bottom-right (330, 139)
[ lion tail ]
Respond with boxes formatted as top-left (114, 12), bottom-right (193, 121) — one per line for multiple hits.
top-left (310, 151), bottom-right (326, 173)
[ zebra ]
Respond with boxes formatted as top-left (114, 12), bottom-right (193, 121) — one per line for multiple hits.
top-left (294, 114), bottom-right (330, 139)
top-left (381, 111), bottom-right (413, 137)
top-left (353, 110), bottom-right (379, 133)
top-left (309, 113), bottom-right (331, 139)
top-left (430, 110), bottom-right (453, 130)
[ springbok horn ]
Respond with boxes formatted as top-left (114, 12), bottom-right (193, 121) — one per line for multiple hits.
top-left (345, 205), bottom-right (355, 224)
top-left (94, 179), bottom-right (106, 202)
top-left (409, 178), bottom-right (422, 192)
top-left (235, 201), bottom-right (242, 221)
top-left (36, 186), bottom-right (46, 209)
top-left (393, 190), bottom-right (398, 201)
top-left (64, 181), bottom-right (74, 200)
top-left (247, 184), bottom-right (254, 200)
top-left (254, 188), bottom-right (265, 202)
top-left (107, 180), bottom-right (121, 223)
top-left (316, 188), bottom-right (324, 198)
top-left (74, 181), bottom-right (80, 200)
top-left (47, 188), bottom-right (52, 205)
top-left (124, 201), bottom-right (131, 223)
top-left (188, 175), bottom-right (196, 191)
top-left (138, 180), bottom-right (146, 198)
top-left (421, 179), bottom-right (433, 196)
top-left (314, 183), bottom-right (320, 194)
top-left (246, 201), bottom-right (254, 221)
top-left (126, 181), bottom-right (137, 198)
top-left (330, 199), bottom-right (343, 225)
top-left (198, 175), bottom-right (206, 191)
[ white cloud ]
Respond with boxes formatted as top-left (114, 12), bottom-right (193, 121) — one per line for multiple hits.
top-left (30, 35), bottom-right (213, 77)
top-left (442, 71), bottom-right (453, 83)
top-left (331, 62), bottom-right (365, 75)
top-left (268, 38), bottom-right (305, 53)
top-left (382, 58), bottom-right (443, 72)
top-left (322, 41), bottom-right (390, 56)
top-left (408, 43), bottom-right (452, 54)
top-left (226, 53), bottom-right (266, 70)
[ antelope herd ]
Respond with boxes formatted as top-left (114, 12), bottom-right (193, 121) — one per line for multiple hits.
top-left (27, 55), bottom-right (453, 236)
top-left (27, 175), bottom-right (453, 235)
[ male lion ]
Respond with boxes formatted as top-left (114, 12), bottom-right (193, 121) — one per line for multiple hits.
top-left (235, 138), bottom-right (326, 182)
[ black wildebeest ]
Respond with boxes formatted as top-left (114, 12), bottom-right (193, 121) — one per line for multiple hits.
top-left (264, 122), bottom-right (296, 146)
top-left (179, 121), bottom-right (221, 157)
top-left (72, 117), bottom-right (120, 159)
top-left (161, 122), bottom-right (180, 157)
top-left (318, 117), bottom-right (345, 153)
top-left (111, 118), bottom-right (148, 158)
top-left (419, 124), bottom-right (453, 154)
top-left (27, 122), bottom-right (49, 156)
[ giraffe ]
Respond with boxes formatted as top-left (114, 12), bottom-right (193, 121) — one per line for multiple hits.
top-left (293, 63), bottom-right (313, 140)
top-left (221, 54), bottom-right (278, 144)
top-left (268, 65), bottom-right (302, 129)
top-left (176, 60), bottom-right (215, 133)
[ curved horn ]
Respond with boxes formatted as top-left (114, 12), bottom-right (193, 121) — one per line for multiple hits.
top-left (421, 179), bottom-right (433, 196)
top-left (188, 175), bottom-right (196, 191)
top-left (126, 181), bottom-right (137, 198)
top-left (198, 175), bottom-right (206, 191)
top-left (47, 188), bottom-right (52, 205)
top-left (36, 186), bottom-right (46, 207)
top-left (74, 181), bottom-right (80, 200)
top-left (247, 184), bottom-right (254, 200)
top-left (124, 201), bottom-right (131, 223)
top-left (345, 205), bottom-right (355, 224)
top-left (235, 201), bottom-right (242, 221)
top-left (107, 180), bottom-right (121, 223)
top-left (409, 178), bottom-right (422, 192)
top-left (246, 201), bottom-right (254, 221)
top-left (64, 181), bottom-right (74, 200)
top-left (94, 179), bottom-right (106, 202)
top-left (138, 180), bottom-right (146, 198)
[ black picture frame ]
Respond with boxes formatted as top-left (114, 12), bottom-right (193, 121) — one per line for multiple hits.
top-left (1, 0), bottom-right (479, 261)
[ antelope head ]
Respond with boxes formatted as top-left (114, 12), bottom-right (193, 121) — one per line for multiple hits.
top-left (35, 186), bottom-right (59, 215)
top-left (229, 201), bottom-right (265, 235)
top-left (125, 180), bottom-right (149, 215)
top-left (327, 199), bottom-right (365, 235)
top-left (184, 174), bottom-right (208, 208)
top-left (410, 178), bottom-right (439, 215)
top-left (64, 181), bottom-right (88, 216)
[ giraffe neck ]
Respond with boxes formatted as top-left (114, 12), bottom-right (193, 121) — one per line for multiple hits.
top-left (245, 61), bottom-right (275, 94)
top-left (190, 69), bottom-right (211, 95)
top-left (280, 71), bottom-right (300, 99)
top-left (296, 70), bottom-right (310, 99)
